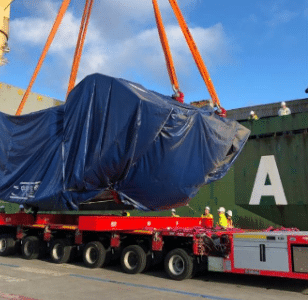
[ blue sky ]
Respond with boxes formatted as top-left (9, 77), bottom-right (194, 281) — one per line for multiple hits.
top-left (1, 0), bottom-right (308, 109)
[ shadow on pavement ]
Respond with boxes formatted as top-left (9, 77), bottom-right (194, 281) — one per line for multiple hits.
top-left (104, 262), bottom-right (308, 295)
top-left (197, 272), bottom-right (308, 294)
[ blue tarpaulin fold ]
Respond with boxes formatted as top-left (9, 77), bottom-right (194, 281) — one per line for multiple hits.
top-left (0, 74), bottom-right (250, 211)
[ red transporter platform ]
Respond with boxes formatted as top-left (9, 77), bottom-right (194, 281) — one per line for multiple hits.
top-left (0, 212), bottom-right (308, 281)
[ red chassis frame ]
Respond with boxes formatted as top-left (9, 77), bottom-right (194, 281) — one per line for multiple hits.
top-left (1, 212), bottom-right (308, 280)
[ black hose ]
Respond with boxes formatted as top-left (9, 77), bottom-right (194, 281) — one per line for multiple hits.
top-left (202, 234), bottom-right (229, 256)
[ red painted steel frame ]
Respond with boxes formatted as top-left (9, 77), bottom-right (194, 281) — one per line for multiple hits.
top-left (0, 213), bottom-right (34, 225)
top-left (0, 213), bottom-right (210, 231)
top-left (78, 216), bottom-right (204, 231)
top-left (2, 213), bottom-right (308, 281)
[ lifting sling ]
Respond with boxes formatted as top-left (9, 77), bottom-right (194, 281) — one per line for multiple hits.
top-left (152, 0), bottom-right (221, 107)
top-left (152, 0), bottom-right (181, 99)
top-left (16, 0), bottom-right (222, 115)
top-left (15, 0), bottom-right (71, 115)
top-left (15, 0), bottom-right (94, 115)
top-left (66, 0), bottom-right (94, 98)
top-left (168, 0), bottom-right (221, 107)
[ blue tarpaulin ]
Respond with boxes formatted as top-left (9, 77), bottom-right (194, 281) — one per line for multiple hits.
top-left (0, 74), bottom-right (250, 211)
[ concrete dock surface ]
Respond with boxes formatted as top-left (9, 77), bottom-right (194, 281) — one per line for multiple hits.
top-left (0, 256), bottom-right (307, 300)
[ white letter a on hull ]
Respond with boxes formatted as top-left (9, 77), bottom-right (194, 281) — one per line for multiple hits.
top-left (249, 155), bottom-right (287, 205)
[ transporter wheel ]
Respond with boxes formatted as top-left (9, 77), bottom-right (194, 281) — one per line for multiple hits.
top-left (121, 245), bottom-right (147, 274)
top-left (0, 234), bottom-right (16, 256)
top-left (21, 236), bottom-right (41, 260)
top-left (83, 241), bottom-right (106, 268)
top-left (164, 248), bottom-right (194, 280)
top-left (50, 239), bottom-right (73, 264)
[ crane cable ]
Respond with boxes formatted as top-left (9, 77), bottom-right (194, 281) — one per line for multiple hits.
top-left (168, 0), bottom-right (221, 107)
top-left (15, 0), bottom-right (71, 116)
top-left (152, 0), bottom-right (180, 94)
top-left (66, 0), bottom-right (94, 98)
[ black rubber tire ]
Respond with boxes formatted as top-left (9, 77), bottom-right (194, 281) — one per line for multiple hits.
top-left (83, 241), bottom-right (106, 268)
top-left (121, 245), bottom-right (147, 274)
top-left (164, 248), bottom-right (194, 280)
top-left (0, 234), bottom-right (16, 256)
top-left (141, 246), bottom-right (152, 272)
top-left (21, 236), bottom-right (41, 260)
top-left (50, 239), bottom-right (73, 264)
top-left (102, 247), bottom-right (112, 266)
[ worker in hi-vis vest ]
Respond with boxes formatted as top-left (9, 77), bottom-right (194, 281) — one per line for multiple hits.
top-left (217, 207), bottom-right (227, 228)
top-left (121, 210), bottom-right (130, 217)
top-left (201, 206), bottom-right (213, 219)
top-left (171, 208), bottom-right (180, 217)
top-left (226, 210), bottom-right (233, 228)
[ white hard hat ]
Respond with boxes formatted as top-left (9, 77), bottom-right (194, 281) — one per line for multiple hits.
top-left (218, 207), bottom-right (225, 213)
top-left (205, 206), bottom-right (210, 211)
top-left (171, 208), bottom-right (176, 212)
top-left (250, 111), bottom-right (254, 115)
top-left (226, 210), bottom-right (232, 216)
top-left (281, 101), bottom-right (286, 106)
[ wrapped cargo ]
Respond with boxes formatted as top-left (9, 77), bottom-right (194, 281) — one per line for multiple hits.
top-left (0, 74), bottom-right (250, 211)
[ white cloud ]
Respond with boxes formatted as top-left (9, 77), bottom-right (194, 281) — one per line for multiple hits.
top-left (76, 23), bottom-right (230, 89)
top-left (12, 11), bottom-right (80, 52)
top-left (266, 9), bottom-right (298, 27)
top-left (9, 0), bottom-right (232, 98)
top-left (258, 0), bottom-right (299, 28)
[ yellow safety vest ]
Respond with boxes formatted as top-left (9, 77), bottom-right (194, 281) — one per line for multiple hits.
top-left (227, 219), bottom-right (233, 228)
top-left (219, 214), bottom-right (228, 228)
top-left (201, 213), bottom-right (213, 219)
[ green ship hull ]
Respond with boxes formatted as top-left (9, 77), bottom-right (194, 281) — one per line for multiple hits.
top-left (185, 111), bottom-right (308, 230)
